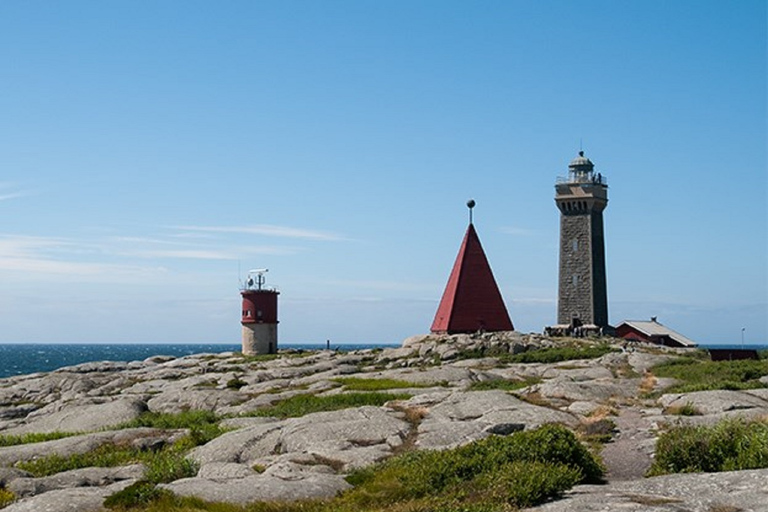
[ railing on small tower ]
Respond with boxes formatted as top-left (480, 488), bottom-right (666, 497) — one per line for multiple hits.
top-left (556, 151), bottom-right (608, 186)
top-left (242, 269), bottom-right (277, 292)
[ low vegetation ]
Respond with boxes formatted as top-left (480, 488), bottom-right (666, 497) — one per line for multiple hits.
top-left (664, 402), bottom-right (701, 416)
top-left (0, 431), bottom-right (80, 447)
top-left (649, 417), bottom-right (768, 476)
top-left (119, 410), bottom-right (225, 447)
top-left (16, 441), bottom-right (198, 483)
top-left (104, 424), bottom-right (603, 512)
top-left (454, 342), bottom-right (618, 365)
top-left (332, 377), bottom-right (438, 391)
top-left (0, 489), bottom-right (15, 509)
top-left (467, 376), bottom-right (541, 392)
top-left (503, 344), bottom-right (617, 364)
top-left (247, 392), bottom-right (412, 419)
top-left (649, 357), bottom-right (768, 394)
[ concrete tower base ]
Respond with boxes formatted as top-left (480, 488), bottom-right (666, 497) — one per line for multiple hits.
top-left (242, 324), bottom-right (278, 355)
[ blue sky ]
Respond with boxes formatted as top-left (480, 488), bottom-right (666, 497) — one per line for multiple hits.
top-left (1, 1), bottom-right (765, 345)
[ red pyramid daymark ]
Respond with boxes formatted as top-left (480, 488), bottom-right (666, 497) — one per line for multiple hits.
top-left (431, 223), bottom-right (514, 334)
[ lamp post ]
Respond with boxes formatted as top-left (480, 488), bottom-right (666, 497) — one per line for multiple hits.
top-left (741, 328), bottom-right (745, 349)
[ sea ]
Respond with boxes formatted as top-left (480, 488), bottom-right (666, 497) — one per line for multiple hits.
top-left (0, 343), bottom-right (399, 380)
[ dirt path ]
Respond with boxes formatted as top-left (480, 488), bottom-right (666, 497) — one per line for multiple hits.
top-left (600, 407), bottom-right (655, 481)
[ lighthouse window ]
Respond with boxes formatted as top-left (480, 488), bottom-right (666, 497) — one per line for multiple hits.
top-left (243, 310), bottom-right (251, 318)
top-left (572, 239), bottom-right (578, 251)
top-left (257, 310), bottom-right (263, 318)
top-left (572, 274), bottom-right (579, 287)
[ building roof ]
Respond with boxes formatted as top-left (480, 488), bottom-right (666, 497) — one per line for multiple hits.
top-left (617, 319), bottom-right (698, 347)
top-left (430, 223), bottom-right (514, 334)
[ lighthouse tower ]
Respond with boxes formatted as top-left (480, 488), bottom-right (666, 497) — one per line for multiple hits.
top-left (241, 269), bottom-right (279, 355)
top-left (555, 151), bottom-right (609, 329)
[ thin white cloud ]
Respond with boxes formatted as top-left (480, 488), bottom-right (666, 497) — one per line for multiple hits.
top-left (0, 192), bottom-right (26, 201)
top-left (175, 224), bottom-right (345, 241)
top-left (0, 235), bottom-right (165, 279)
top-left (0, 183), bottom-right (30, 202)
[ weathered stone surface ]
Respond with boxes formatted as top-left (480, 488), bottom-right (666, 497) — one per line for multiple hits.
top-left (146, 388), bottom-right (245, 414)
top-left (197, 462), bottom-right (257, 480)
top-left (530, 377), bottom-right (636, 403)
top-left (0, 467), bottom-right (31, 487)
top-left (278, 406), bottom-right (409, 469)
top-left (414, 390), bottom-right (577, 449)
top-left (523, 468), bottom-right (768, 512)
top-left (659, 389), bottom-right (768, 416)
top-left (8, 464), bottom-right (144, 498)
top-left (2, 398), bottom-right (147, 435)
top-left (0, 428), bottom-right (184, 466)
top-left (3, 480), bottom-right (136, 512)
top-left (189, 422), bottom-right (284, 465)
top-left (161, 471), bottom-right (351, 504)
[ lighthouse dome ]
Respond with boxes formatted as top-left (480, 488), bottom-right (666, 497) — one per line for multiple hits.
top-left (569, 151), bottom-right (594, 171)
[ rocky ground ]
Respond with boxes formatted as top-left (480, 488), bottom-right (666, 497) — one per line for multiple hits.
top-left (1, 332), bottom-right (767, 511)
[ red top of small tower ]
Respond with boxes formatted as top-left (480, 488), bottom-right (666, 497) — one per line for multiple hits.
top-left (431, 202), bottom-right (514, 334)
top-left (241, 269), bottom-right (279, 325)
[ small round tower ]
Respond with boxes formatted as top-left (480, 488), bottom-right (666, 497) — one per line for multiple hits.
top-left (240, 269), bottom-right (279, 355)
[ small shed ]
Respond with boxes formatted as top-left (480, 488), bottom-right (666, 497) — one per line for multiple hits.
top-left (615, 318), bottom-right (697, 348)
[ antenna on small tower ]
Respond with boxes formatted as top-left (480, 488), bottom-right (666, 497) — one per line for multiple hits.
top-left (467, 199), bottom-right (476, 224)
top-left (246, 268), bottom-right (268, 290)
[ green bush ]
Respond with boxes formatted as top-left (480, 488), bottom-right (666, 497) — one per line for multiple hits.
top-left (651, 358), bottom-right (768, 394)
top-left (649, 418), bottom-right (768, 475)
top-left (250, 392), bottom-right (411, 419)
top-left (143, 450), bottom-right (199, 484)
top-left (104, 481), bottom-right (173, 510)
top-left (226, 377), bottom-right (247, 390)
top-left (0, 489), bottom-right (15, 509)
top-left (343, 423), bottom-right (603, 510)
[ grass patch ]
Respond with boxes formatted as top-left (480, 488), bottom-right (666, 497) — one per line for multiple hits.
top-left (467, 376), bottom-right (541, 392)
top-left (332, 377), bottom-right (438, 391)
top-left (649, 357), bottom-right (768, 394)
top-left (503, 344), bottom-right (617, 364)
top-left (648, 417), bottom-right (768, 476)
top-left (16, 441), bottom-right (198, 483)
top-left (104, 481), bottom-right (174, 510)
top-left (247, 392), bottom-right (411, 419)
top-left (342, 423), bottom-right (603, 510)
top-left (665, 402), bottom-right (701, 416)
top-left (235, 353), bottom-right (280, 363)
top-left (0, 489), bottom-right (15, 509)
top-left (0, 431), bottom-right (80, 447)
top-left (119, 410), bottom-right (225, 447)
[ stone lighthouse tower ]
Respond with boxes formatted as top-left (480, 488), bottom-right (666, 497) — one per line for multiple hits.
top-left (555, 152), bottom-right (609, 329)
top-left (240, 269), bottom-right (279, 355)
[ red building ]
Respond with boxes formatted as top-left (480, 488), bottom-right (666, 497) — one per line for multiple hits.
top-left (431, 216), bottom-right (513, 334)
top-left (615, 318), bottom-right (697, 348)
